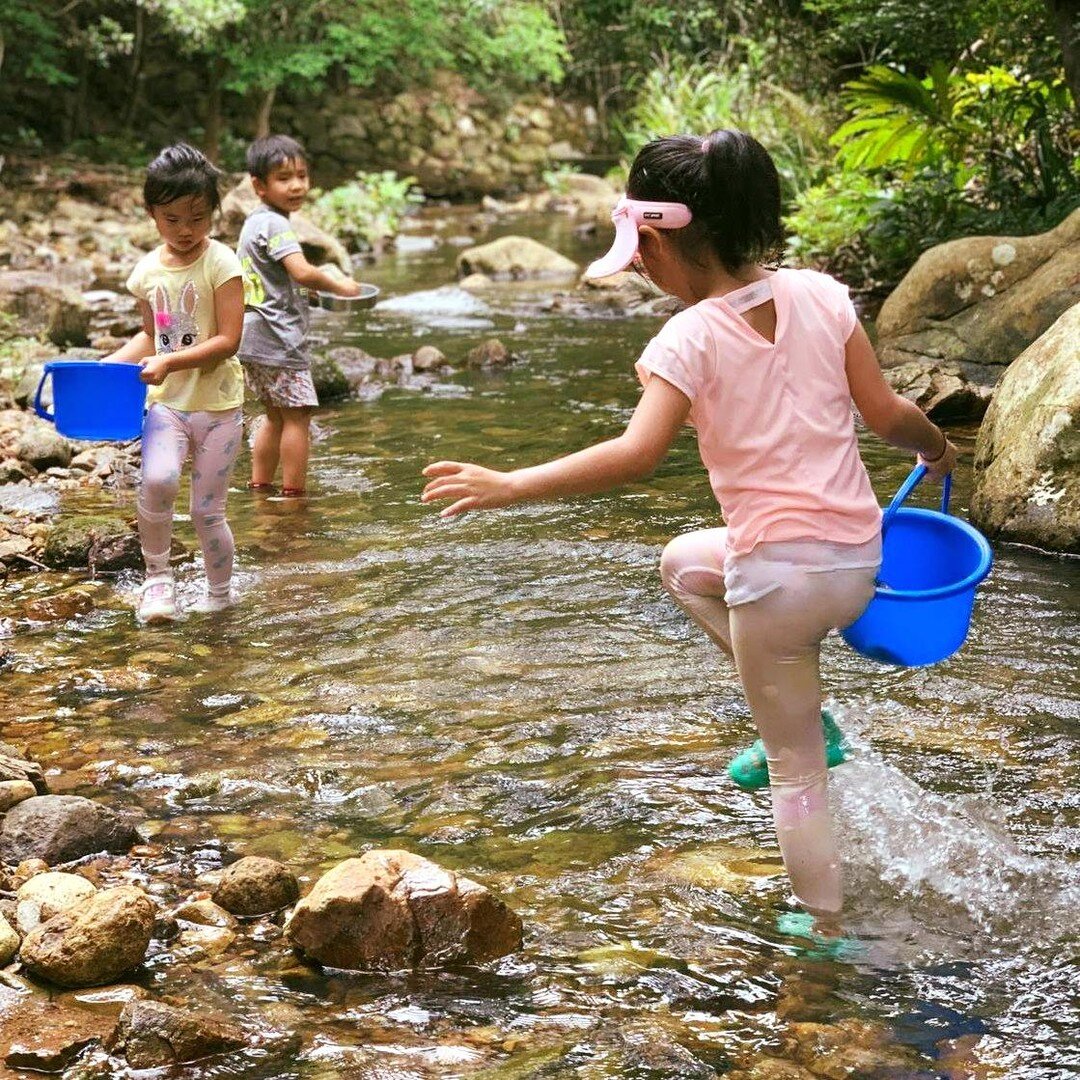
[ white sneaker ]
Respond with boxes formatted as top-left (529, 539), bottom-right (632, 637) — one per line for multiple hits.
top-left (186, 589), bottom-right (235, 615)
top-left (137, 574), bottom-right (178, 624)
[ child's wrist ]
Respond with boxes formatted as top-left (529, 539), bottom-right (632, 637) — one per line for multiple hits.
top-left (921, 427), bottom-right (948, 463)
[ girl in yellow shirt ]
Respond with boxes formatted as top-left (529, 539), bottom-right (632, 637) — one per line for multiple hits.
top-left (105, 144), bottom-right (245, 623)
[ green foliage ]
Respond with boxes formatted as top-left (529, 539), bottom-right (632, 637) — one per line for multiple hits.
top-left (787, 60), bottom-right (1079, 290)
top-left (618, 54), bottom-right (830, 198)
top-left (802, 0), bottom-right (1056, 75)
top-left (309, 171), bottom-right (424, 252)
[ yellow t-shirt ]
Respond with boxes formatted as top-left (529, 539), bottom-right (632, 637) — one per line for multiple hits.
top-left (126, 239), bottom-right (244, 412)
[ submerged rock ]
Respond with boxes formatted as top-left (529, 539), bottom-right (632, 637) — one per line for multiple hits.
top-left (0, 794), bottom-right (141, 865)
top-left (109, 999), bottom-right (248, 1068)
top-left (971, 303), bottom-right (1079, 553)
top-left (0, 997), bottom-right (117, 1073)
top-left (411, 344), bottom-right (448, 372)
top-left (284, 849), bottom-right (522, 971)
top-left (19, 885), bottom-right (155, 987)
top-left (212, 855), bottom-right (299, 916)
top-left (457, 235), bottom-right (578, 280)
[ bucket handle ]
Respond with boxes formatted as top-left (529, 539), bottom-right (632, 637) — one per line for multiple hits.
top-left (33, 362), bottom-right (55, 424)
top-left (882, 464), bottom-right (952, 534)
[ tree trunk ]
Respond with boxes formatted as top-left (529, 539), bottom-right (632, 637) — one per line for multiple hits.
top-left (1046, 0), bottom-right (1080, 107)
top-left (204, 58), bottom-right (225, 163)
top-left (121, 6), bottom-right (146, 128)
top-left (254, 85), bottom-right (277, 139)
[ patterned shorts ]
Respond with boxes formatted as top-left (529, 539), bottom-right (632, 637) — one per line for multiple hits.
top-left (242, 363), bottom-right (319, 409)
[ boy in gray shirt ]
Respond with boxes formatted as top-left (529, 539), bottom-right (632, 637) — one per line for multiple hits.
top-left (237, 134), bottom-right (361, 497)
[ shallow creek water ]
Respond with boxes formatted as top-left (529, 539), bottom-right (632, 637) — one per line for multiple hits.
top-left (1, 211), bottom-right (1078, 1078)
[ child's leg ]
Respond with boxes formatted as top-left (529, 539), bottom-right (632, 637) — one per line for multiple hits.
top-left (728, 566), bottom-right (876, 914)
top-left (251, 404), bottom-right (283, 487)
top-left (659, 529), bottom-right (733, 655)
top-left (138, 404), bottom-right (189, 575)
top-left (189, 409), bottom-right (243, 594)
top-left (279, 406), bottom-right (314, 493)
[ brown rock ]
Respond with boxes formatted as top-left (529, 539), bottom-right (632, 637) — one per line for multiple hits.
top-left (412, 344), bottom-right (448, 372)
top-left (15, 871), bottom-right (96, 935)
top-left (171, 897), bottom-right (238, 928)
top-left (0, 998), bottom-right (116, 1073)
top-left (0, 780), bottom-right (37, 813)
top-left (877, 208), bottom-right (1080, 373)
top-left (882, 360), bottom-right (996, 421)
top-left (466, 338), bottom-right (517, 368)
top-left (0, 794), bottom-right (141, 865)
top-left (457, 235), bottom-right (578, 280)
top-left (284, 849), bottom-right (522, 971)
top-left (19, 886), bottom-right (155, 988)
top-left (108, 999), bottom-right (248, 1068)
top-left (0, 270), bottom-right (91, 345)
top-left (212, 855), bottom-right (299, 916)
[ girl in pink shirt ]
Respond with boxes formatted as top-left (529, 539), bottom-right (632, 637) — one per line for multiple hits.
top-left (422, 130), bottom-right (957, 931)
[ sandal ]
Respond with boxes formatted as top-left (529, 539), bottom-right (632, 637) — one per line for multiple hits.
top-left (727, 710), bottom-right (849, 791)
top-left (247, 481), bottom-right (276, 492)
top-left (280, 487), bottom-right (307, 498)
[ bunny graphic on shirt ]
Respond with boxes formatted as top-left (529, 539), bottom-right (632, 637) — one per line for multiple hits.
top-left (150, 281), bottom-right (200, 354)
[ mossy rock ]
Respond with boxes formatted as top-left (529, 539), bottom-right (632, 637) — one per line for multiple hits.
top-left (41, 514), bottom-right (134, 570)
top-left (310, 355), bottom-right (350, 402)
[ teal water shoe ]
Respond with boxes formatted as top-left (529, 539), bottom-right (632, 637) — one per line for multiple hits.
top-left (727, 710), bottom-right (849, 791)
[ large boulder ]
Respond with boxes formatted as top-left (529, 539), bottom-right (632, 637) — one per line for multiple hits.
top-left (457, 236), bottom-right (578, 280)
top-left (219, 177), bottom-right (351, 273)
top-left (0, 794), bottom-right (141, 865)
top-left (212, 855), bottom-right (299, 916)
top-left (284, 849), bottom-right (522, 971)
top-left (19, 886), bottom-right (155, 987)
top-left (108, 1000), bottom-right (248, 1068)
top-left (970, 303), bottom-right (1079, 553)
top-left (876, 208), bottom-right (1080, 379)
top-left (0, 270), bottom-right (91, 346)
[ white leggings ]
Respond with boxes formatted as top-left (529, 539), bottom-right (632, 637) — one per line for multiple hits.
top-left (660, 528), bottom-right (879, 914)
top-left (138, 404), bottom-right (243, 594)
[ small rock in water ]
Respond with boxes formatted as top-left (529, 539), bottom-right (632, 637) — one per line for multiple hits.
top-left (172, 897), bottom-right (238, 928)
top-left (284, 849), bottom-right (522, 971)
top-left (212, 855), bottom-right (300, 917)
top-left (466, 338), bottom-right (518, 369)
top-left (108, 999), bottom-right (248, 1068)
top-left (411, 344), bottom-right (448, 372)
top-left (0, 912), bottom-right (20, 965)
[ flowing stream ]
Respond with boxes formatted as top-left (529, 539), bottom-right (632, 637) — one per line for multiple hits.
top-left (1, 209), bottom-right (1078, 1078)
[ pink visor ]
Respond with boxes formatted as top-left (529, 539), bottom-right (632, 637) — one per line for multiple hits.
top-left (584, 196), bottom-right (693, 279)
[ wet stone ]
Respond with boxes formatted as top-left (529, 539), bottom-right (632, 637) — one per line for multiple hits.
top-left (0, 913), bottom-right (19, 965)
top-left (109, 999), bottom-right (248, 1068)
top-left (16, 871), bottom-right (97, 935)
top-left (0, 779), bottom-right (37, 812)
top-left (172, 897), bottom-right (238, 928)
top-left (212, 855), bottom-right (299, 917)
top-left (19, 886), bottom-right (156, 988)
top-left (0, 795), bottom-right (141, 865)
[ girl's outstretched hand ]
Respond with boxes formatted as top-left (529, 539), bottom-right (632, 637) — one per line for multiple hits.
top-left (421, 461), bottom-right (517, 518)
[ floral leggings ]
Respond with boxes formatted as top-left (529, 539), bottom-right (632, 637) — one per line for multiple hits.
top-left (660, 527), bottom-right (879, 914)
top-left (138, 404), bottom-right (243, 594)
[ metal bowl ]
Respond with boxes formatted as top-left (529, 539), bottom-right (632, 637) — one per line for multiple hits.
top-left (314, 283), bottom-right (380, 311)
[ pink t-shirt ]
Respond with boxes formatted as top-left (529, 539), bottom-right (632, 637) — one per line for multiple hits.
top-left (635, 268), bottom-right (881, 556)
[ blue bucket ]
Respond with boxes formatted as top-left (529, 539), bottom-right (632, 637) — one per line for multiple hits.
top-left (841, 465), bottom-right (992, 667)
top-left (34, 360), bottom-right (147, 441)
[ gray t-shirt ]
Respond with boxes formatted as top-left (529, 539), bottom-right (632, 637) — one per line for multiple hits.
top-left (237, 204), bottom-right (310, 369)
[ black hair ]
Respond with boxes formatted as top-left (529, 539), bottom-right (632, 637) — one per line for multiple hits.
top-left (246, 134), bottom-right (308, 181)
top-left (143, 143), bottom-right (223, 212)
top-left (627, 130), bottom-right (783, 272)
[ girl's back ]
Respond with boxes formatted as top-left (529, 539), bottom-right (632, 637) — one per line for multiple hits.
top-left (636, 267), bottom-right (881, 555)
